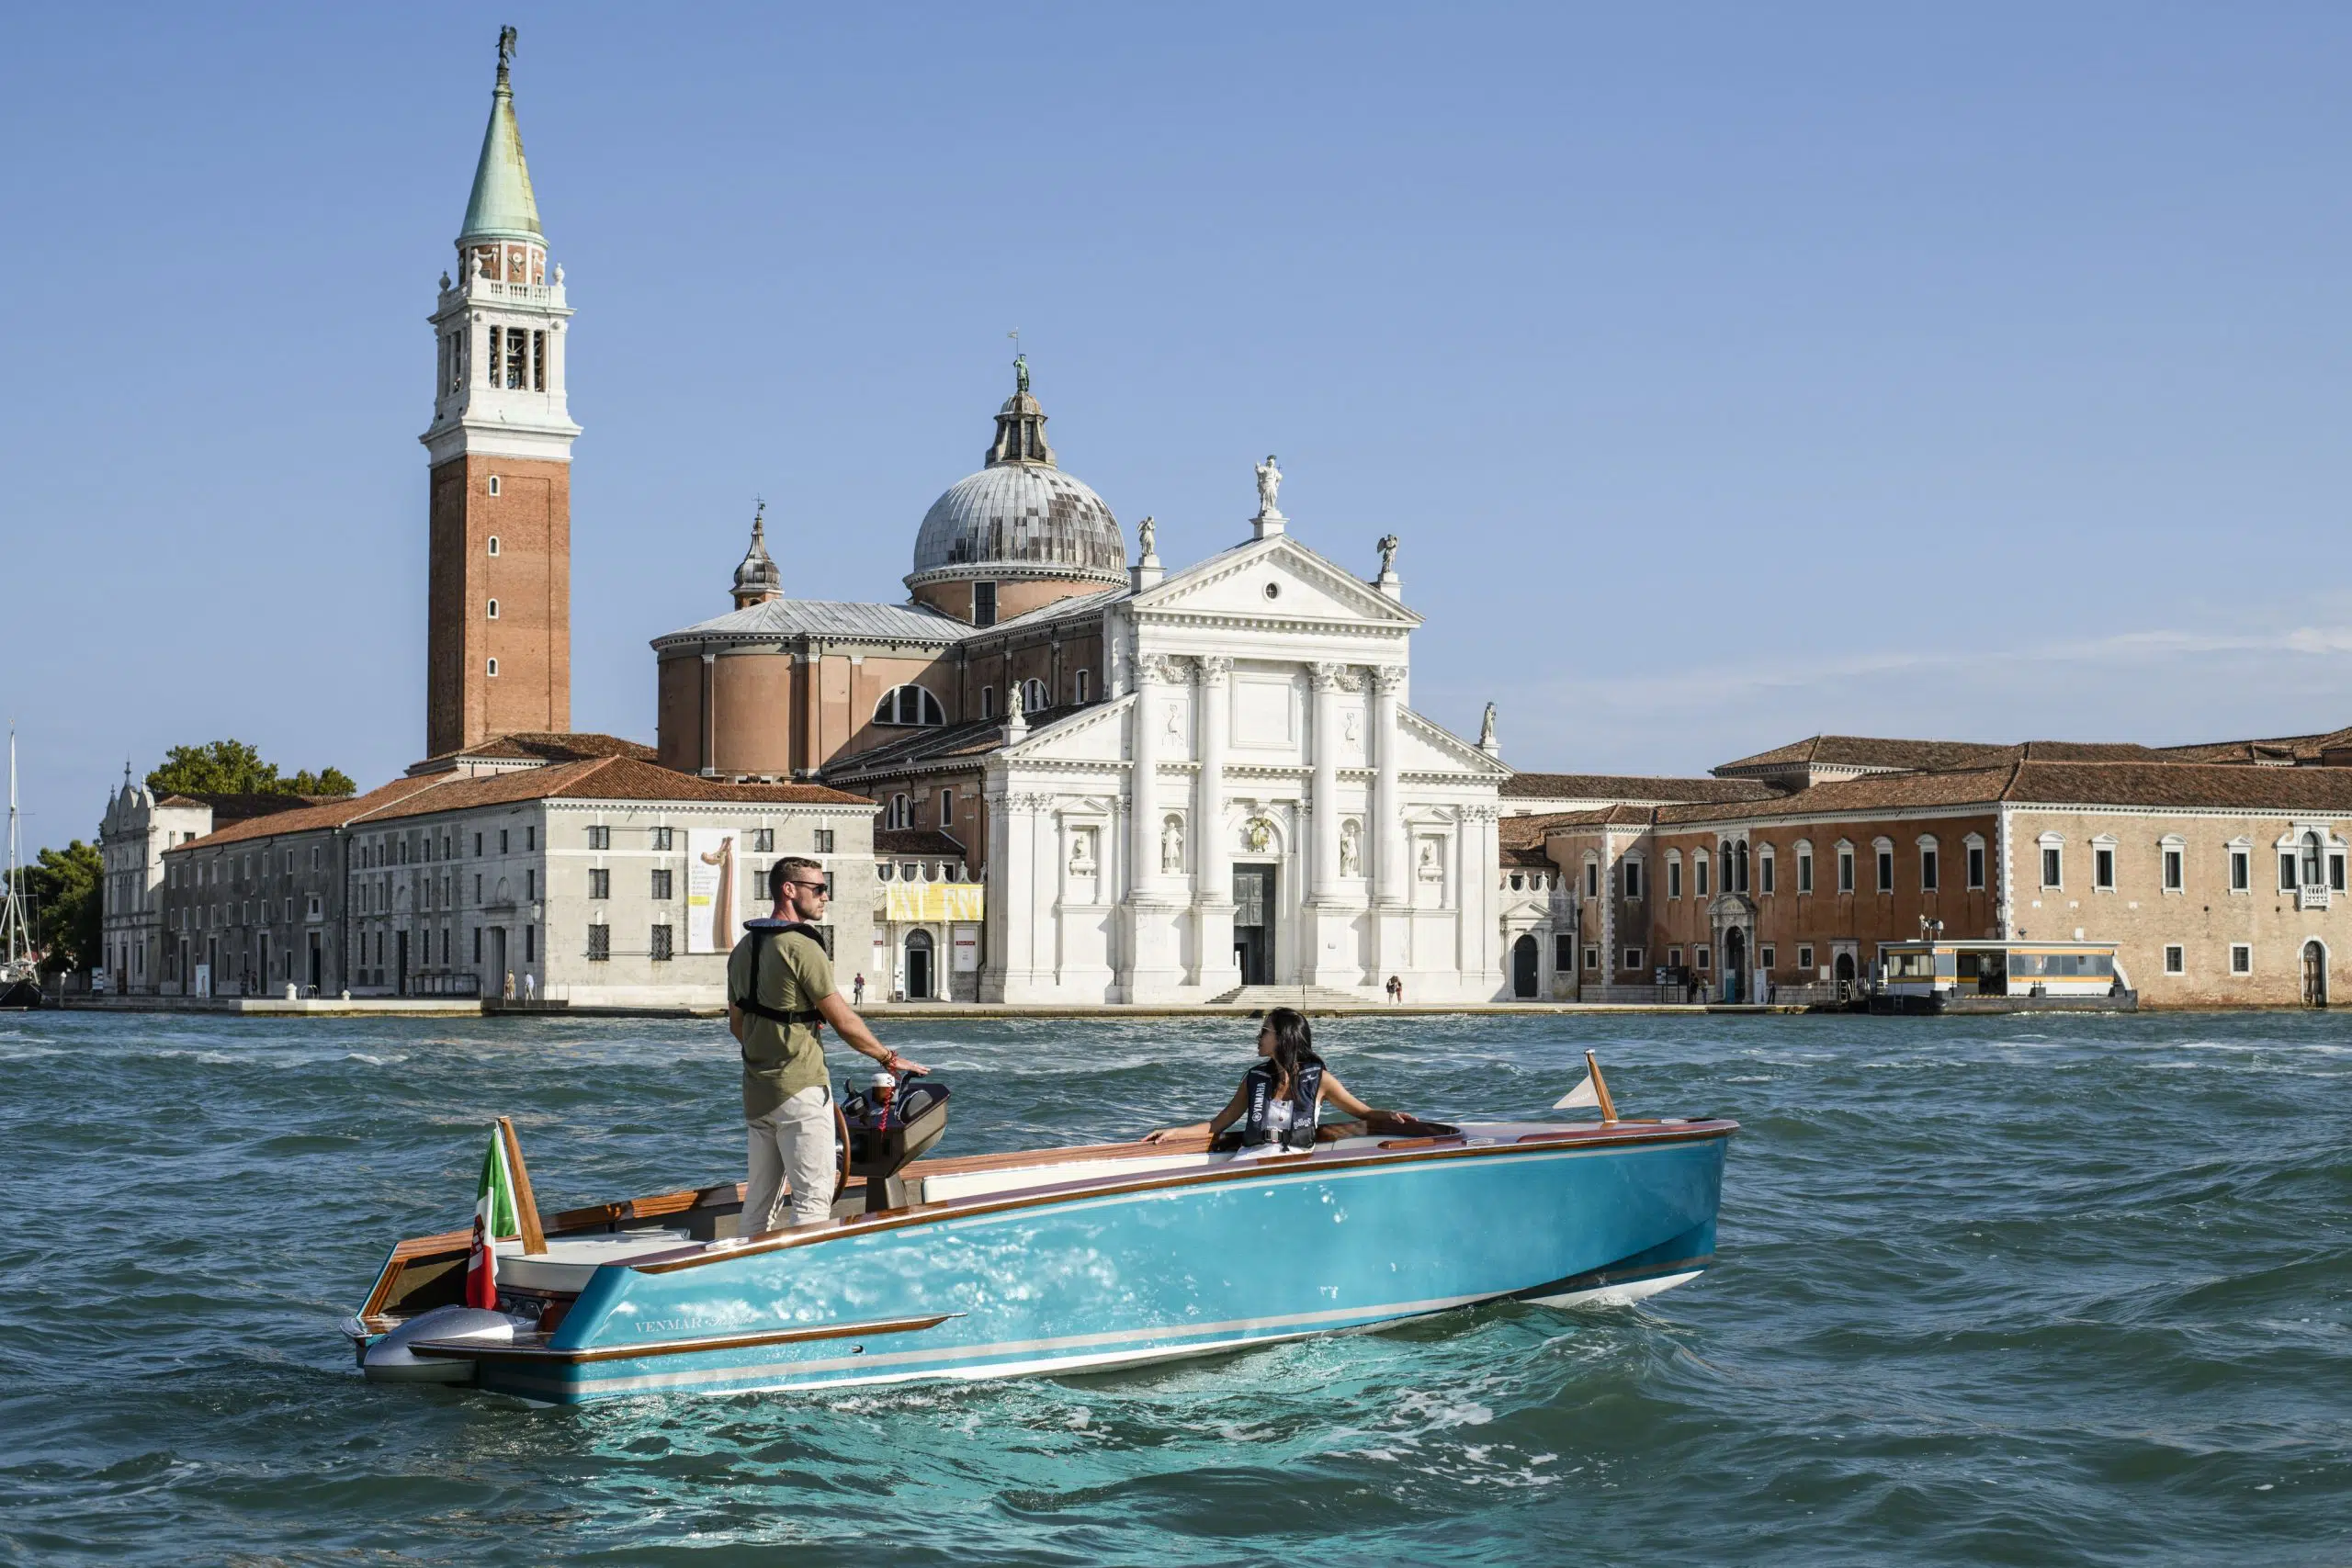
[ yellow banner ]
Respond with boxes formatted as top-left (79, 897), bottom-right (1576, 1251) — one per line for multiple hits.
top-left (885, 881), bottom-right (985, 923)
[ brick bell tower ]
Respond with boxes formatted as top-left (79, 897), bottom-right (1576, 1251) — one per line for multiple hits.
top-left (422, 27), bottom-right (580, 757)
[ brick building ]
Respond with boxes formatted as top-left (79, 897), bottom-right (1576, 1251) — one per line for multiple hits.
top-left (1542, 733), bottom-right (2352, 1007)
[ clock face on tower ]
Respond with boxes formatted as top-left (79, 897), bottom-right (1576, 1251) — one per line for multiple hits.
top-left (507, 246), bottom-right (527, 281)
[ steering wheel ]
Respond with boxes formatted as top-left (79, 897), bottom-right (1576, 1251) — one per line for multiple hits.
top-left (832, 1100), bottom-right (852, 1200)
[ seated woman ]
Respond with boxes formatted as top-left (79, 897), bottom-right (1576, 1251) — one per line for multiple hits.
top-left (1143, 1008), bottom-right (1382, 1150)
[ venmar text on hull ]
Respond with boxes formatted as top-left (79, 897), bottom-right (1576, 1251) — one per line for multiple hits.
top-left (348, 1069), bottom-right (1732, 1404)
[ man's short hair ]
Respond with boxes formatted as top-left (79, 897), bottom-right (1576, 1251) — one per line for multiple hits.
top-left (769, 856), bottom-right (824, 904)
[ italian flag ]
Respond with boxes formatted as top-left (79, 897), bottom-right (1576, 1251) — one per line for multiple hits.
top-left (464, 1126), bottom-right (523, 1310)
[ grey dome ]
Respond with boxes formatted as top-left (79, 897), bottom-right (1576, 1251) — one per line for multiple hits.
top-left (906, 379), bottom-right (1127, 587)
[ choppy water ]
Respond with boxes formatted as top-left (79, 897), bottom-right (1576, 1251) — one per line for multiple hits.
top-left (0, 1010), bottom-right (2345, 1565)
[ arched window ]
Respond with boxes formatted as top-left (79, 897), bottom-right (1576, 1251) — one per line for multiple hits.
top-left (486, 598), bottom-right (500, 620)
top-left (2303, 829), bottom-right (2325, 888)
top-left (873, 684), bottom-right (945, 728)
top-left (1022, 678), bottom-right (1049, 714)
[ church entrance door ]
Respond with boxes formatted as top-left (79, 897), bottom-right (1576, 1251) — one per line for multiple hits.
top-left (904, 930), bottom-right (934, 1000)
top-left (1724, 927), bottom-right (1747, 1002)
top-left (1511, 934), bottom-right (1539, 998)
top-left (1233, 865), bottom-right (1275, 986)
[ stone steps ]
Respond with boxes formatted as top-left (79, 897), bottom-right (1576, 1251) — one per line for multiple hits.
top-left (1205, 983), bottom-right (1377, 1007)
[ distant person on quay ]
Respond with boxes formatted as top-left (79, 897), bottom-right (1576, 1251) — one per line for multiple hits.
top-left (729, 857), bottom-right (924, 1232)
top-left (853, 973), bottom-right (865, 1006)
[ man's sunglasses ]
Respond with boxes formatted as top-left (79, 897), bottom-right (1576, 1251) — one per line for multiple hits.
top-left (786, 880), bottom-right (831, 897)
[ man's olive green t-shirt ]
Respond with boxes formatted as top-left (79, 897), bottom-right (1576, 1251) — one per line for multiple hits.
top-left (728, 928), bottom-right (834, 1121)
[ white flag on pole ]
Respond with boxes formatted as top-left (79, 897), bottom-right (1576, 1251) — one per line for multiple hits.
top-left (1554, 1074), bottom-right (1600, 1111)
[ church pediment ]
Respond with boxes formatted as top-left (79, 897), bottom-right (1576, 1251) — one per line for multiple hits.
top-left (1396, 707), bottom-right (1510, 779)
top-left (1134, 536), bottom-right (1419, 628)
top-left (1003, 694), bottom-right (1134, 764)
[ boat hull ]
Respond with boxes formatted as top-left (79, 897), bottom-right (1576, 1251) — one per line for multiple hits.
top-left (458, 1129), bottom-right (1728, 1404)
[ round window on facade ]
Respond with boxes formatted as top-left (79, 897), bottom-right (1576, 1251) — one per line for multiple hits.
top-left (1263, 581), bottom-right (1281, 600)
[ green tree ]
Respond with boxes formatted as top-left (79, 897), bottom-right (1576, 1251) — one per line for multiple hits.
top-left (23, 840), bottom-right (100, 976)
top-left (145, 740), bottom-right (355, 799)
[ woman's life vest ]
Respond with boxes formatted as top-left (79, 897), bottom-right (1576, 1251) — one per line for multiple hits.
top-left (1240, 1058), bottom-right (1324, 1150)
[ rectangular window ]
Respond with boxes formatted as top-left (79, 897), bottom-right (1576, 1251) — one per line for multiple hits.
top-left (650, 868), bottom-right (673, 901)
top-left (2230, 848), bottom-right (2250, 891)
top-left (526, 869), bottom-right (536, 900)
top-left (973, 581), bottom-right (998, 626)
top-left (1077, 669), bottom-right (1091, 703)
top-left (1584, 862), bottom-right (1598, 899)
top-left (2335, 854), bottom-right (2346, 893)
top-left (1623, 861), bottom-right (1642, 900)
top-left (2281, 852), bottom-right (2299, 891)
top-left (526, 826), bottom-right (537, 852)
top-left (1920, 849), bottom-right (1939, 892)
top-left (1967, 844), bottom-right (1985, 890)
top-left (1798, 851), bottom-right (1814, 895)
top-left (650, 924), bottom-right (674, 962)
top-left (651, 827), bottom-right (674, 852)
top-left (1876, 850), bottom-right (1894, 893)
top-left (981, 686), bottom-right (996, 718)
top-left (939, 790), bottom-right (954, 829)
top-left (2042, 847), bottom-right (2062, 888)
top-left (753, 828), bottom-right (775, 853)
top-left (1760, 945), bottom-right (1776, 970)
top-left (1760, 854), bottom-right (1775, 895)
top-left (2093, 847), bottom-right (2115, 890)
top-left (2164, 944), bottom-right (2185, 975)
top-left (1695, 859), bottom-right (1711, 897)
top-left (589, 868), bottom-right (609, 899)
top-left (2163, 849), bottom-right (2184, 891)
top-left (499, 829), bottom-right (510, 855)
top-left (1695, 946), bottom-right (1712, 970)
top-left (474, 833), bottom-right (483, 856)
top-left (1798, 944), bottom-right (1815, 972)
top-left (1667, 946), bottom-right (1683, 967)
top-left (1555, 933), bottom-right (1573, 971)
top-left (1583, 945), bottom-right (1600, 971)
top-left (588, 825), bottom-right (609, 850)
top-left (587, 924), bottom-right (609, 962)
top-left (1623, 948), bottom-right (1645, 973)
top-left (1667, 859), bottom-right (1682, 899)
top-left (524, 925), bottom-right (535, 962)
top-left (1838, 849), bottom-right (1855, 894)
top-left (2231, 943), bottom-right (2252, 975)
top-left (814, 829), bottom-right (835, 854)
top-left (473, 927), bottom-right (482, 962)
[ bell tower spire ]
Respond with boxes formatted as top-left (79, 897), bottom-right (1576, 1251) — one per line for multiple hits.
top-left (421, 26), bottom-right (581, 758)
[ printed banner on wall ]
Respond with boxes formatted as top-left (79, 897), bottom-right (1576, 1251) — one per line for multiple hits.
top-left (885, 881), bottom-right (985, 923)
top-left (686, 828), bottom-right (741, 953)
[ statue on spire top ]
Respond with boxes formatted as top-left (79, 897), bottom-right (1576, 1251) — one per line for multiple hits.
top-left (1013, 353), bottom-right (1030, 396)
top-left (498, 25), bottom-right (518, 74)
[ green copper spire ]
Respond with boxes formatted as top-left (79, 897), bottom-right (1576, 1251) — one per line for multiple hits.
top-left (458, 26), bottom-right (541, 244)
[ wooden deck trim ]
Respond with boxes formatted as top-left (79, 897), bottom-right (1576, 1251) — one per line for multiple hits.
top-left (628, 1120), bottom-right (1738, 1277)
top-left (407, 1311), bottom-right (959, 1365)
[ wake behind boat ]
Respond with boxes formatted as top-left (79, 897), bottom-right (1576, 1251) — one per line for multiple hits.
top-left (347, 1058), bottom-right (1734, 1404)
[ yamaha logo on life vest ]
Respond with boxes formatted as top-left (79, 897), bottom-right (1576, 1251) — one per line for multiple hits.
top-left (1241, 1060), bottom-right (1322, 1150)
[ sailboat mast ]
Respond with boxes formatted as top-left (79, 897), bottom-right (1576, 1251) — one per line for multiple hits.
top-left (4, 729), bottom-right (24, 969)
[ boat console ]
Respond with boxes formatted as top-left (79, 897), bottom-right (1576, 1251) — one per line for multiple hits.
top-left (838, 1069), bottom-right (950, 1213)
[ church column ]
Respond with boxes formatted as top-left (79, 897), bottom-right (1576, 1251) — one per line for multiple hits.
top-left (1196, 657), bottom-right (1231, 897)
top-left (1371, 666), bottom-right (1406, 906)
top-left (1194, 657), bottom-right (1237, 990)
top-left (1308, 663), bottom-right (1346, 902)
top-left (1130, 654), bottom-right (1167, 900)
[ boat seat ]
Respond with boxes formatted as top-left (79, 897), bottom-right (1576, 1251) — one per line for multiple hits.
top-left (493, 1228), bottom-right (692, 1291)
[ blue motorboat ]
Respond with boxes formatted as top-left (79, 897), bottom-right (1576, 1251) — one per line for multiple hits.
top-left (348, 1073), bottom-right (1733, 1404)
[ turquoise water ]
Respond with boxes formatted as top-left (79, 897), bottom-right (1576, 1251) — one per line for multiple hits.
top-left (0, 1010), bottom-right (2344, 1565)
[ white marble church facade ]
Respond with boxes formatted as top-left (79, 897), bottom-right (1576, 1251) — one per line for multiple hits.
top-left (977, 518), bottom-right (1509, 1004)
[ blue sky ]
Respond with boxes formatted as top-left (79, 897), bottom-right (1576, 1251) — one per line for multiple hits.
top-left (4, 3), bottom-right (2348, 852)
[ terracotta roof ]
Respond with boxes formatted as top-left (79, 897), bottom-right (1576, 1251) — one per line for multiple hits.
top-left (1543, 804), bottom-right (1664, 829)
top-left (1713, 735), bottom-right (2018, 774)
top-left (874, 828), bottom-right (967, 858)
top-left (2154, 727), bottom-right (2352, 765)
top-left (152, 791), bottom-right (329, 823)
top-left (171, 759), bottom-right (869, 852)
top-left (408, 731), bottom-right (658, 772)
top-left (2003, 760), bottom-right (2352, 812)
top-left (1502, 773), bottom-right (1776, 804)
top-left (1497, 812), bottom-right (1575, 865)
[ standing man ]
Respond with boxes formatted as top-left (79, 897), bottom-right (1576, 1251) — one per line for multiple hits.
top-left (729, 857), bottom-right (925, 1235)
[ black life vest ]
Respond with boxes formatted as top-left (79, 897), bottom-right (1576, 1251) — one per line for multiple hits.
top-left (1240, 1059), bottom-right (1323, 1150)
top-left (734, 919), bottom-right (828, 1028)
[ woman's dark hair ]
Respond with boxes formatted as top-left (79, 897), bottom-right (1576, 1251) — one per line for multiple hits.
top-left (1262, 1007), bottom-right (1321, 1095)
